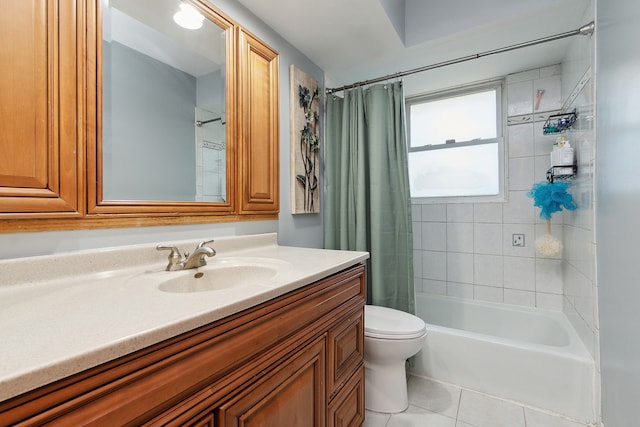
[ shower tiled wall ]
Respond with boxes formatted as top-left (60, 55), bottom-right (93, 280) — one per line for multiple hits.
top-left (413, 65), bottom-right (568, 311)
top-left (560, 0), bottom-right (598, 361)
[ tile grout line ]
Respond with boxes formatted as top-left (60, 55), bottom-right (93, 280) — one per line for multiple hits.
top-left (454, 387), bottom-right (463, 424)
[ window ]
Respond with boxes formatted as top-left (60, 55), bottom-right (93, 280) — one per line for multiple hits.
top-left (406, 81), bottom-right (504, 200)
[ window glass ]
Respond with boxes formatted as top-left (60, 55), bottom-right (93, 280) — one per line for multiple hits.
top-left (407, 82), bottom-right (503, 200)
top-left (409, 90), bottom-right (496, 148)
top-left (408, 143), bottom-right (499, 198)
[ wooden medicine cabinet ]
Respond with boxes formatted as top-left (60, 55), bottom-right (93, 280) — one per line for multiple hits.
top-left (0, 0), bottom-right (279, 232)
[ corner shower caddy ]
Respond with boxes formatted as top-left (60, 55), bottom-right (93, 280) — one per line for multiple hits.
top-left (543, 109), bottom-right (578, 182)
top-left (542, 110), bottom-right (577, 135)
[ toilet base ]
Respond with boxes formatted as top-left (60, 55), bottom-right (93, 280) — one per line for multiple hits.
top-left (364, 360), bottom-right (409, 413)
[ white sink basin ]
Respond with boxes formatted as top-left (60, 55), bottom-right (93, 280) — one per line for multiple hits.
top-left (158, 265), bottom-right (277, 293)
top-left (151, 257), bottom-right (292, 293)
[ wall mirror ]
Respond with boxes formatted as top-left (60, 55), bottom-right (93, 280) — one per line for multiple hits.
top-left (90, 0), bottom-right (236, 214)
top-left (0, 0), bottom-right (279, 231)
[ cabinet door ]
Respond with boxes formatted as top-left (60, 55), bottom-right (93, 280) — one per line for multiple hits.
top-left (237, 28), bottom-right (279, 214)
top-left (328, 364), bottom-right (365, 427)
top-left (328, 308), bottom-right (364, 399)
top-left (0, 0), bottom-right (80, 217)
top-left (217, 337), bottom-right (326, 427)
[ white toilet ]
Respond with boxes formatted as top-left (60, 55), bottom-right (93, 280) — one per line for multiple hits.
top-left (364, 304), bottom-right (428, 413)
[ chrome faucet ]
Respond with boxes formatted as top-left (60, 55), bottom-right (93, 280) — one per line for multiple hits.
top-left (156, 239), bottom-right (216, 271)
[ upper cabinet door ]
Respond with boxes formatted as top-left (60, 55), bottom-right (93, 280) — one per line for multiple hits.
top-left (0, 0), bottom-right (80, 217)
top-left (237, 28), bottom-right (279, 214)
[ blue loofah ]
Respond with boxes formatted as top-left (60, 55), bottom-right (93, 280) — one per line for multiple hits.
top-left (527, 181), bottom-right (577, 220)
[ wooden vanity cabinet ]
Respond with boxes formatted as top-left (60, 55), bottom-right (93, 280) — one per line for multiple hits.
top-left (0, 0), bottom-right (82, 218)
top-left (0, 265), bottom-right (365, 427)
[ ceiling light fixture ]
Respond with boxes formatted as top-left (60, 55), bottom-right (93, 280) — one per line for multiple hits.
top-left (173, 3), bottom-right (204, 30)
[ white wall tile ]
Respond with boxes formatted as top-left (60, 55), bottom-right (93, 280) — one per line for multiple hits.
top-left (447, 282), bottom-right (474, 299)
top-left (508, 157), bottom-right (535, 191)
top-left (534, 121), bottom-right (557, 156)
top-left (507, 69), bottom-right (540, 84)
top-left (422, 222), bottom-right (447, 251)
top-left (413, 221), bottom-right (423, 250)
top-left (503, 224), bottom-right (536, 257)
top-left (539, 64), bottom-right (562, 78)
top-left (536, 292), bottom-right (564, 311)
top-left (565, 225), bottom-right (595, 280)
top-left (422, 279), bottom-right (447, 296)
top-left (422, 250), bottom-right (447, 281)
top-left (508, 123), bottom-right (534, 158)
top-left (421, 204), bottom-right (447, 222)
top-left (504, 289), bottom-right (536, 307)
top-left (413, 277), bottom-right (423, 292)
top-left (447, 204), bottom-right (473, 222)
top-left (474, 254), bottom-right (503, 286)
top-left (474, 285), bottom-right (503, 303)
top-left (413, 249), bottom-right (423, 277)
top-left (411, 203), bottom-right (422, 221)
top-left (535, 258), bottom-right (563, 294)
top-left (447, 222), bottom-right (473, 253)
top-left (473, 203), bottom-right (502, 223)
top-left (447, 252), bottom-right (474, 284)
top-left (533, 75), bottom-right (562, 112)
top-left (503, 191), bottom-right (536, 224)
top-left (533, 155), bottom-right (551, 183)
top-left (474, 223), bottom-right (503, 255)
top-left (507, 81), bottom-right (533, 116)
top-left (504, 256), bottom-right (535, 291)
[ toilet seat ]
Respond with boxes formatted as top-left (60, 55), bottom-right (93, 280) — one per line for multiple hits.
top-left (364, 305), bottom-right (427, 340)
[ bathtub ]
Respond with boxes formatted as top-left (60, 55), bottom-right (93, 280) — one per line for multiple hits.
top-left (410, 294), bottom-right (596, 423)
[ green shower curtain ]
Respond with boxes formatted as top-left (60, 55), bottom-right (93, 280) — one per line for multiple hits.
top-left (324, 82), bottom-right (414, 314)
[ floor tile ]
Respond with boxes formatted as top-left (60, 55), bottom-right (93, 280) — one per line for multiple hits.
top-left (364, 410), bottom-right (391, 427)
top-left (407, 375), bottom-right (461, 419)
top-left (457, 389), bottom-right (526, 427)
top-left (524, 407), bottom-right (590, 427)
top-left (385, 405), bottom-right (456, 427)
top-left (367, 376), bottom-right (591, 427)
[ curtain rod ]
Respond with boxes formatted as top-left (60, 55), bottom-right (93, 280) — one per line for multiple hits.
top-left (195, 117), bottom-right (225, 127)
top-left (325, 21), bottom-right (595, 95)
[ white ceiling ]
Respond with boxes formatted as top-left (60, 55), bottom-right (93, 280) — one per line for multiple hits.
top-left (107, 0), bottom-right (225, 77)
top-left (236, 0), bottom-right (591, 95)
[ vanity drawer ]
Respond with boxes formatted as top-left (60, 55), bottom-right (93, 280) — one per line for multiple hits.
top-left (327, 306), bottom-right (364, 398)
top-left (327, 364), bottom-right (365, 427)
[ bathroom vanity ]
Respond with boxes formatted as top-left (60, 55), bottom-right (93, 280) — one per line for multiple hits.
top-left (0, 234), bottom-right (368, 426)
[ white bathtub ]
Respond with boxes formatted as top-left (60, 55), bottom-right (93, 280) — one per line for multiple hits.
top-left (410, 294), bottom-right (596, 423)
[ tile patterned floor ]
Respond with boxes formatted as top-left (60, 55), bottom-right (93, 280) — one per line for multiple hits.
top-left (364, 375), bottom-right (593, 427)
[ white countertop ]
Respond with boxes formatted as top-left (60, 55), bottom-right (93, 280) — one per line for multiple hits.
top-left (0, 233), bottom-right (368, 401)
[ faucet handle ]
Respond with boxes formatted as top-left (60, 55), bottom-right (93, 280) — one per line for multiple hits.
top-left (156, 245), bottom-right (183, 271)
top-left (196, 239), bottom-right (215, 249)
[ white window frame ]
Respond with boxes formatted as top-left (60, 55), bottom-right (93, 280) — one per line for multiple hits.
top-left (406, 79), bottom-right (506, 204)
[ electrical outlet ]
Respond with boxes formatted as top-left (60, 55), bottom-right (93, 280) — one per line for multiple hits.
top-left (512, 234), bottom-right (525, 247)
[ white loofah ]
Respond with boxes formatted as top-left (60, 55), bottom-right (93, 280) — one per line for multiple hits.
top-left (535, 234), bottom-right (563, 257)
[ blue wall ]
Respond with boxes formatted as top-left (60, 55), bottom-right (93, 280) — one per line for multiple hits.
top-left (103, 41), bottom-right (197, 200)
top-left (596, 0), bottom-right (640, 424)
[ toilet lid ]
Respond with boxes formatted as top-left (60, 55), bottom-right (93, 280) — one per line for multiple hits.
top-left (364, 305), bottom-right (427, 339)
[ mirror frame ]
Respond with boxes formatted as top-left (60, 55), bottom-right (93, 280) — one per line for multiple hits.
top-left (0, 0), bottom-right (278, 233)
top-left (87, 0), bottom-right (238, 217)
